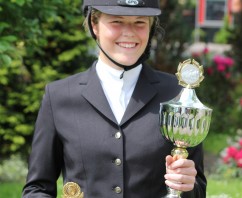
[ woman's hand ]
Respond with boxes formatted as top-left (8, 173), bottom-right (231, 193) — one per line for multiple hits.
top-left (164, 155), bottom-right (197, 192)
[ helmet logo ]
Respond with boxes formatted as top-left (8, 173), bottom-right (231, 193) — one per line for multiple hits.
top-left (117, 0), bottom-right (145, 7)
top-left (126, 0), bottom-right (139, 6)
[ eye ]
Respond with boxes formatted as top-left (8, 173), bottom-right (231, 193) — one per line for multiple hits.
top-left (111, 20), bottom-right (122, 24)
top-left (136, 21), bottom-right (146, 24)
top-left (135, 17), bottom-right (149, 25)
top-left (135, 20), bottom-right (148, 26)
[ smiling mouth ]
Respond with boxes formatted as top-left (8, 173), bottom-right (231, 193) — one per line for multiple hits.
top-left (117, 42), bottom-right (138, 49)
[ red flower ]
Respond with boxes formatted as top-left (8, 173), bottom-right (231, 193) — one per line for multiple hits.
top-left (213, 55), bottom-right (234, 67)
top-left (239, 139), bottom-right (242, 147)
top-left (235, 150), bottom-right (242, 167)
top-left (217, 64), bottom-right (226, 72)
top-left (213, 55), bottom-right (224, 64)
top-left (225, 73), bottom-right (231, 79)
top-left (192, 52), bottom-right (201, 58)
top-left (227, 146), bottom-right (238, 158)
top-left (223, 155), bottom-right (231, 164)
top-left (224, 57), bottom-right (234, 67)
top-left (203, 47), bottom-right (209, 54)
top-left (240, 98), bottom-right (242, 107)
top-left (206, 67), bottom-right (213, 75)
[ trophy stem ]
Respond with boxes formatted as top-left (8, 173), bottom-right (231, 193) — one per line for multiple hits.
top-left (162, 147), bottom-right (189, 198)
top-left (171, 147), bottom-right (189, 160)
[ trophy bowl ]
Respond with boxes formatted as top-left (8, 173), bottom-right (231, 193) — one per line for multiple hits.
top-left (159, 59), bottom-right (213, 198)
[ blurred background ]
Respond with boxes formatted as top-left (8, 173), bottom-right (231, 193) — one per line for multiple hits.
top-left (0, 0), bottom-right (241, 197)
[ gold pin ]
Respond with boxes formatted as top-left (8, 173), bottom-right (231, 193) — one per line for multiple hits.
top-left (62, 182), bottom-right (84, 198)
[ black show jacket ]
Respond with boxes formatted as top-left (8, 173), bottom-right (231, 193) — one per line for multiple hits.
top-left (22, 63), bottom-right (206, 198)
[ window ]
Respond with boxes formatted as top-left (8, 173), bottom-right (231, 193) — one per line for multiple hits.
top-left (206, 0), bottom-right (226, 21)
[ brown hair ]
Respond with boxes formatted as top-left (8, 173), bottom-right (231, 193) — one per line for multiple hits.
top-left (83, 9), bottom-right (156, 31)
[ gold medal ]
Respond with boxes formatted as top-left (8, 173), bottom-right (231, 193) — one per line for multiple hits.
top-left (176, 59), bottom-right (204, 89)
top-left (62, 182), bottom-right (84, 198)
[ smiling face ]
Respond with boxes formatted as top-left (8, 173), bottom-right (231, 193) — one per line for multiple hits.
top-left (92, 13), bottom-right (151, 70)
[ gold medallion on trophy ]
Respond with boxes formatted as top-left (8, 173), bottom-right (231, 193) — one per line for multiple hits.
top-left (176, 59), bottom-right (204, 89)
top-left (62, 182), bottom-right (84, 198)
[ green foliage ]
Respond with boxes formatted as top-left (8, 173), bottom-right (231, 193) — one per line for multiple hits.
top-left (0, 154), bottom-right (27, 182)
top-left (189, 45), bottom-right (241, 134)
top-left (214, 15), bottom-right (232, 44)
top-left (187, 10), bottom-right (242, 137)
top-left (0, 0), bottom-right (95, 156)
top-left (214, 129), bottom-right (242, 179)
top-left (203, 133), bottom-right (228, 155)
top-left (229, 12), bottom-right (242, 73)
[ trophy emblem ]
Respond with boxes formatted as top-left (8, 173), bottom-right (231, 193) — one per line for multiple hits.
top-left (62, 182), bottom-right (84, 198)
top-left (160, 59), bottom-right (212, 198)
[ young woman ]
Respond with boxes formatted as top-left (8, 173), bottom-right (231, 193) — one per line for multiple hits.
top-left (22, 0), bottom-right (206, 197)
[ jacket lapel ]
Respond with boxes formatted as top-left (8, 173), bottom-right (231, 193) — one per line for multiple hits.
top-left (80, 63), bottom-right (159, 126)
top-left (81, 64), bottom-right (117, 124)
top-left (120, 65), bottom-right (159, 126)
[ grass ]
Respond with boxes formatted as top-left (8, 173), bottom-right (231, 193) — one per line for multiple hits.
top-left (0, 180), bottom-right (63, 198)
top-left (1, 177), bottom-right (242, 197)
top-left (207, 178), bottom-right (242, 198)
top-left (0, 182), bottom-right (23, 198)
top-left (3, 179), bottom-right (64, 198)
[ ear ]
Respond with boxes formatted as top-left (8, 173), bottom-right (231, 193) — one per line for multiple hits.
top-left (91, 22), bottom-right (99, 38)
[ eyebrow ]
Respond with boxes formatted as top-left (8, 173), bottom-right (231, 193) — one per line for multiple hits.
top-left (110, 16), bottom-right (148, 19)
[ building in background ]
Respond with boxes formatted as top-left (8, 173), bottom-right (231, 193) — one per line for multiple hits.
top-left (195, 0), bottom-right (233, 41)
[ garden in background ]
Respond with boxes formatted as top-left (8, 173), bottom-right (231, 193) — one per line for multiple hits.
top-left (0, 0), bottom-right (242, 197)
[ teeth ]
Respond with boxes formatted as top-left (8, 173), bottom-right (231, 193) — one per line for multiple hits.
top-left (118, 43), bottom-right (136, 48)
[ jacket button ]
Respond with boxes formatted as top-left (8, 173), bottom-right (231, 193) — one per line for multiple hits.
top-left (115, 132), bottom-right (122, 139)
top-left (114, 186), bottom-right (122, 194)
top-left (114, 158), bottom-right (122, 166)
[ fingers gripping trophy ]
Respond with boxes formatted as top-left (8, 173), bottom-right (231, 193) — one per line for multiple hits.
top-left (159, 59), bottom-right (213, 198)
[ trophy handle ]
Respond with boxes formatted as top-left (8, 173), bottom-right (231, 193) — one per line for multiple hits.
top-left (163, 147), bottom-right (189, 198)
top-left (171, 147), bottom-right (188, 160)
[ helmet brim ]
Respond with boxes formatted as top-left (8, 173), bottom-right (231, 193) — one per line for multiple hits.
top-left (92, 6), bottom-right (161, 16)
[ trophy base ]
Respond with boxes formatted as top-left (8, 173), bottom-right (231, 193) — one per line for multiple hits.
top-left (162, 188), bottom-right (181, 198)
top-left (162, 195), bottom-right (180, 198)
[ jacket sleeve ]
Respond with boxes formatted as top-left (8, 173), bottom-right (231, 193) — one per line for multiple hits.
top-left (182, 143), bottom-right (207, 198)
top-left (22, 85), bottom-right (63, 197)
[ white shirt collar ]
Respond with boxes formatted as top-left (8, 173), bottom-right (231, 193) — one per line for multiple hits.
top-left (96, 58), bottom-right (142, 87)
top-left (96, 58), bottom-right (142, 123)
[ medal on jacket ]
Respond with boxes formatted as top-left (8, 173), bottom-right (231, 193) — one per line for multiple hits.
top-left (62, 182), bottom-right (84, 198)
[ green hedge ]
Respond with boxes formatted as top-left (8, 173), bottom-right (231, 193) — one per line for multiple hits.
top-left (0, 0), bottom-right (95, 156)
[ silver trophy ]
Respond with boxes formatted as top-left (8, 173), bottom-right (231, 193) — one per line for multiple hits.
top-left (160, 59), bottom-right (212, 198)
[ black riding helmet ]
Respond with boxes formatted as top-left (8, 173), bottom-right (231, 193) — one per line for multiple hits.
top-left (82, 0), bottom-right (162, 75)
top-left (83, 0), bottom-right (161, 16)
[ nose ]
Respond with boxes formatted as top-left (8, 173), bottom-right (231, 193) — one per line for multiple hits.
top-left (122, 23), bottom-right (135, 37)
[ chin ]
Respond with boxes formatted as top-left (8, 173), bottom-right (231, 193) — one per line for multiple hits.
top-left (117, 58), bottom-right (139, 66)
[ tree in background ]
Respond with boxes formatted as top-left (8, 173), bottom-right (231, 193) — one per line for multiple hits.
top-left (229, 1), bottom-right (242, 74)
top-left (154, 0), bottom-right (242, 134)
top-left (190, 1), bottom-right (242, 134)
top-left (152, 0), bottom-right (196, 73)
top-left (0, 0), bottom-right (95, 157)
top-left (228, 1), bottom-right (242, 131)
